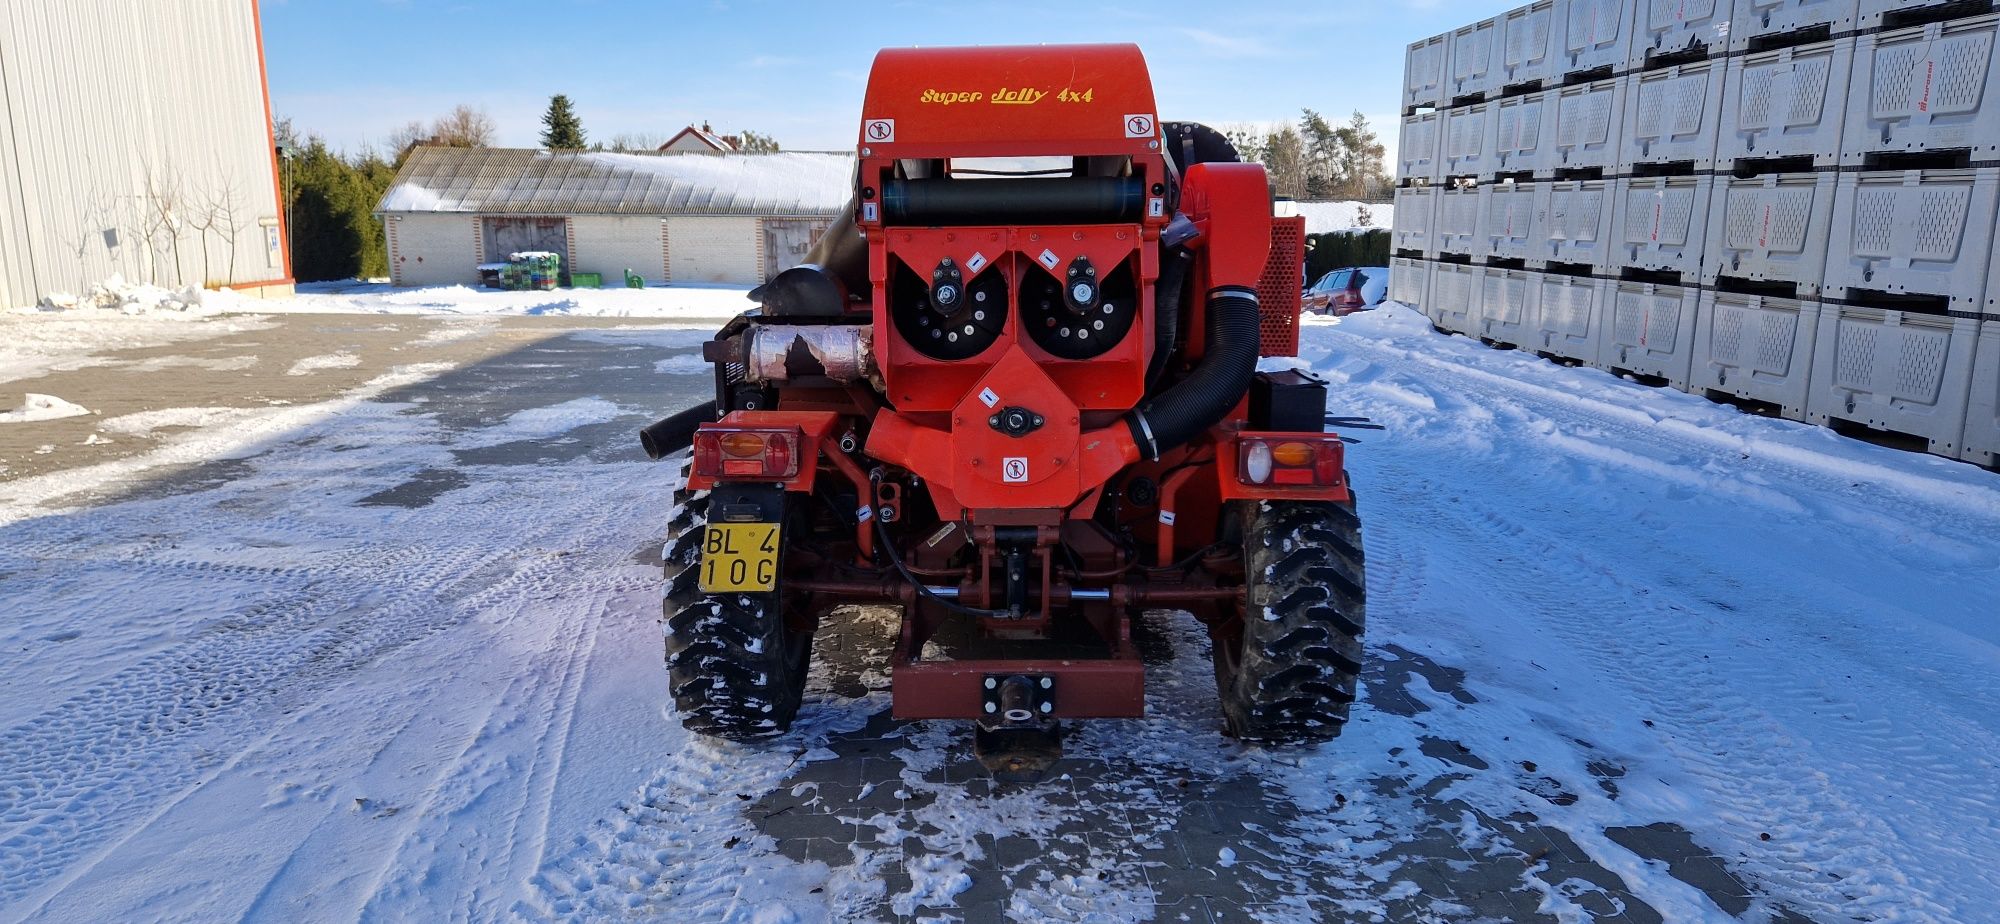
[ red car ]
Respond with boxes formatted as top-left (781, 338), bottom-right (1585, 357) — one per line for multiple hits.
top-left (1301, 266), bottom-right (1387, 316)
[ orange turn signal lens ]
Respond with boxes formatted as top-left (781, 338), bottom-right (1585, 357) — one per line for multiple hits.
top-left (718, 432), bottom-right (767, 458)
top-left (1270, 441), bottom-right (1316, 467)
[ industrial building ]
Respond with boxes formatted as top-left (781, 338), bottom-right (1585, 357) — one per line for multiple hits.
top-left (0, 0), bottom-right (291, 309)
top-left (375, 148), bottom-right (852, 287)
top-left (1390, 0), bottom-right (2000, 469)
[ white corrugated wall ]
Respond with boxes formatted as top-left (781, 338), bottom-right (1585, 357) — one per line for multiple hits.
top-left (0, 0), bottom-right (287, 309)
top-left (570, 216), bottom-right (666, 283)
top-left (665, 217), bottom-right (761, 285)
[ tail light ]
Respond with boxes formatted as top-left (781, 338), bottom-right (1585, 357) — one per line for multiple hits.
top-left (693, 426), bottom-right (801, 479)
top-left (1237, 436), bottom-right (1342, 486)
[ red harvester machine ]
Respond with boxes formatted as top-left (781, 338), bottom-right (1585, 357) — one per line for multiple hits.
top-left (641, 44), bottom-right (1365, 774)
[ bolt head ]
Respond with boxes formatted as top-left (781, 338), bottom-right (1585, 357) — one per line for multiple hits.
top-left (984, 702), bottom-right (997, 713)
top-left (984, 678), bottom-right (997, 689)
top-left (1039, 677), bottom-right (1052, 689)
top-left (1040, 701), bottom-right (1053, 713)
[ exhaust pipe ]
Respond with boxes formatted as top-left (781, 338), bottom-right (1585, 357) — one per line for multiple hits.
top-left (639, 400), bottom-right (717, 461)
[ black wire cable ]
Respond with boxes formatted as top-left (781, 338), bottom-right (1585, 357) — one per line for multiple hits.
top-left (869, 470), bottom-right (1011, 618)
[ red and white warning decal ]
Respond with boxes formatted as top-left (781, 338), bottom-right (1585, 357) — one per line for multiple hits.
top-left (1003, 457), bottom-right (1030, 483)
top-left (1124, 113), bottom-right (1156, 138)
top-left (863, 118), bottom-right (895, 143)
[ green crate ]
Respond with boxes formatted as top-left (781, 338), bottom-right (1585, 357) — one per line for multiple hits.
top-left (570, 272), bottom-right (602, 289)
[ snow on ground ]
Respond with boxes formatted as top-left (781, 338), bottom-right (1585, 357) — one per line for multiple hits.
top-left (1293, 200), bottom-right (1392, 235)
top-left (211, 281), bottom-right (760, 320)
top-left (0, 300), bottom-right (1996, 921)
top-left (286, 352), bottom-right (362, 376)
top-left (0, 394), bottom-right (90, 424)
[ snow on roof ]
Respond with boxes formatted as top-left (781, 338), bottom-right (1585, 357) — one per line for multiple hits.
top-left (377, 147), bottom-right (854, 217)
top-left (1293, 200), bottom-right (1393, 236)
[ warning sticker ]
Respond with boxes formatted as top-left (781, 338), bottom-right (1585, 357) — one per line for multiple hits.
top-left (1124, 114), bottom-right (1156, 138)
top-left (861, 202), bottom-right (880, 222)
top-left (979, 387), bottom-right (1000, 408)
top-left (1003, 457), bottom-right (1030, 483)
top-left (1148, 197), bottom-right (1165, 218)
top-left (967, 251), bottom-right (988, 273)
top-left (863, 119), bottom-right (895, 143)
top-left (856, 505), bottom-right (874, 523)
top-left (1037, 249), bottom-right (1060, 270)
top-left (1158, 510), bottom-right (1176, 525)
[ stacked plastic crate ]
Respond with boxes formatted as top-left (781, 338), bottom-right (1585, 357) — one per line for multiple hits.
top-left (1394, 0), bottom-right (2000, 466)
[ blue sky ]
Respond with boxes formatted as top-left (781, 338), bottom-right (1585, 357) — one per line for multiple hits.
top-left (263, 0), bottom-right (1517, 159)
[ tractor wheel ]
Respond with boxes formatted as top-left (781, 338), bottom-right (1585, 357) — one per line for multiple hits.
top-left (1215, 495), bottom-right (1366, 743)
top-left (662, 468), bottom-right (814, 740)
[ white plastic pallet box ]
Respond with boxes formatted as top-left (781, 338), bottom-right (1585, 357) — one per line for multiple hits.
top-left (1389, 256), bottom-right (1433, 309)
top-left (1533, 179), bottom-right (1619, 268)
top-left (1559, 0), bottom-right (1634, 77)
top-left (1550, 76), bottom-right (1626, 174)
top-left (1600, 282), bottom-right (1700, 388)
top-left (1728, 0), bottom-right (1859, 53)
top-left (1441, 103), bottom-right (1495, 179)
top-left (1613, 174), bottom-right (1716, 279)
top-left (1857, 0), bottom-right (1983, 29)
top-left (1959, 321), bottom-right (2000, 465)
top-left (1480, 182), bottom-right (1540, 261)
top-left (1632, 0), bottom-right (1732, 69)
top-left (1843, 15), bottom-right (2000, 166)
top-left (1534, 272), bottom-right (1610, 361)
top-left (1624, 60), bottom-right (1728, 169)
top-left (1431, 261), bottom-right (1483, 333)
top-left (1704, 172), bottom-right (1837, 293)
top-left (1393, 185), bottom-right (1439, 256)
top-left (1477, 266), bottom-right (1539, 345)
top-left (1692, 291), bottom-right (1822, 419)
top-left (1825, 168), bottom-right (1999, 312)
top-left (1806, 306), bottom-right (1979, 456)
top-left (1502, 1), bottom-right (1558, 89)
top-left (1406, 34), bottom-right (1450, 111)
top-left (1450, 16), bottom-right (1505, 101)
top-left (1435, 185), bottom-right (1485, 257)
top-left (1718, 37), bottom-right (1854, 168)
top-left (1399, 111), bottom-right (1445, 184)
top-left (1490, 90), bottom-right (1558, 177)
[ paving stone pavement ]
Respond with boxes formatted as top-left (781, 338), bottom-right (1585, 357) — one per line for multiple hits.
top-left (741, 610), bottom-right (1820, 923)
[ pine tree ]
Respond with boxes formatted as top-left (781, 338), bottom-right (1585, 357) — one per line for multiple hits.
top-left (540, 95), bottom-right (587, 150)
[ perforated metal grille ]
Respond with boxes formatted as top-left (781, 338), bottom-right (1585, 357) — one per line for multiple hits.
top-left (1712, 305), bottom-right (1745, 363)
top-left (1915, 187), bottom-right (1971, 259)
top-left (1835, 318), bottom-right (1877, 388)
top-left (1894, 326), bottom-right (1950, 401)
top-left (1257, 216), bottom-right (1304, 357)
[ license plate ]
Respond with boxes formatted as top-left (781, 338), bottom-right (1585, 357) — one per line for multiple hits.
top-left (699, 523), bottom-right (781, 592)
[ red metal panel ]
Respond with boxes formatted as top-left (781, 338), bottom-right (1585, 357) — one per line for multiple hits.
top-left (1259, 216), bottom-right (1305, 357)
top-left (892, 657), bottom-right (1146, 719)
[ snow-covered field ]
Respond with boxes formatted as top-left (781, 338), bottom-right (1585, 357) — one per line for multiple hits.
top-left (1293, 200), bottom-right (1391, 235)
top-left (0, 298), bottom-right (1996, 922)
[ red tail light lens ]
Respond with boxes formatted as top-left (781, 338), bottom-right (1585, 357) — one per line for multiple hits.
top-left (1238, 435), bottom-right (1343, 487)
top-left (693, 427), bottom-right (802, 480)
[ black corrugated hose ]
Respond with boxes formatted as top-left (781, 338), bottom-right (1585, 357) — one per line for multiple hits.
top-left (1125, 285), bottom-right (1261, 460)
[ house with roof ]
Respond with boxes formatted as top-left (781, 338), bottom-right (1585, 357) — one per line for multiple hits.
top-left (375, 147), bottom-right (853, 288)
top-left (658, 123), bottom-right (738, 154)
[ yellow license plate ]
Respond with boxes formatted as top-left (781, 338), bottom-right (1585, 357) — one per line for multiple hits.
top-left (699, 523), bottom-right (781, 592)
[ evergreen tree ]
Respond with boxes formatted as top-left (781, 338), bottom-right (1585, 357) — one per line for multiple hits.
top-left (1332, 110), bottom-right (1390, 199)
top-left (1262, 126), bottom-right (1308, 200)
top-left (540, 94), bottom-right (587, 150)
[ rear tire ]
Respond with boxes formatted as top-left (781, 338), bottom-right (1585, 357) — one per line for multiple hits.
top-left (1215, 494), bottom-right (1366, 743)
top-left (662, 467), bottom-right (813, 740)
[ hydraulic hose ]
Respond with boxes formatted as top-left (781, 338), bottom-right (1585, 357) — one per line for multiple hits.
top-left (1144, 247), bottom-right (1193, 393)
top-left (1125, 286), bottom-right (1261, 460)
